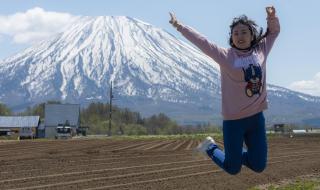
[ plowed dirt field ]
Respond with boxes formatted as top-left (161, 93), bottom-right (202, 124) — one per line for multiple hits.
top-left (0, 135), bottom-right (319, 190)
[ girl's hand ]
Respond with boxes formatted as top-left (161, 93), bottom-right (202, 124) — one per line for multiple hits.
top-left (169, 12), bottom-right (180, 28)
top-left (266, 6), bottom-right (276, 18)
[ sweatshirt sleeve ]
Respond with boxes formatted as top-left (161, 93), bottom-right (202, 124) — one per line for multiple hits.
top-left (263, 16), bottom-right (280, 56)
top-left (177, 25), bottom-right (228, 66)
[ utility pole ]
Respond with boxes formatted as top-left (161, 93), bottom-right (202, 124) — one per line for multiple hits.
top-left (108, 81), bottom-right (113, 136)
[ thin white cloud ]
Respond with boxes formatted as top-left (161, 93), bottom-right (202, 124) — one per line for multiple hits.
top-left (289, 72), bottom-right (320, 97)
top-left (0, 7), bottom-right (79, 44)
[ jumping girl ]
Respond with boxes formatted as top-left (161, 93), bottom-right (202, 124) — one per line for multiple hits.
top-left (169, 6), bottom-right (280, 175)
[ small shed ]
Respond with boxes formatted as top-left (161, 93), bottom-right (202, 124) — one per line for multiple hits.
top-left (308, 128), bottom-right (320, 133)
top-left (274, 124), bottom-right (285, 134)
top-left (0, 116), bottom-right (40, 139)
top-left (44, 104), bottom-right (80, 138)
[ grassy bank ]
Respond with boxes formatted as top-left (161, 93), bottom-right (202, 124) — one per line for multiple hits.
top-left (249, 174), bottom-right (320, 190)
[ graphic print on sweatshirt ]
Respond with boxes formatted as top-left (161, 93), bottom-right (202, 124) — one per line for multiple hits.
top-left (234, 53), bottom-right (263, 97)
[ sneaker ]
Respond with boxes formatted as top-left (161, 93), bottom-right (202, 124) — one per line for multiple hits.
top-left (196, 136), bottom-right (216, 154)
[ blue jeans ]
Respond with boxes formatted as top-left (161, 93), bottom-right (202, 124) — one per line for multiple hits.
top-left (207, 112), bottom-right (267, 175)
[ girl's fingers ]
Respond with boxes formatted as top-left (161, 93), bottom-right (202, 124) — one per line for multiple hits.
top-left (266, 7), bottom-right (272, 14)
top-left (271, 6), bottom-right (276, 15)
top-left (170, 12), bottom-right (176, 20)
top-left (169, 12), bottom-right (173, 19)
top-left (266, 6), bottom-right (276, 16)
top-left (169, 12), bottom-right (177, 24)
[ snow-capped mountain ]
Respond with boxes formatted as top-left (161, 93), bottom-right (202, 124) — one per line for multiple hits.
top-left (0, 16), bottom-right (320, 125)
top-left (266, 85), bottom-right (320, 125)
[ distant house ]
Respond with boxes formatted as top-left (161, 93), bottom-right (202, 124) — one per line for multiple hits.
top-left (0, 116), bottom-right (40, 139)
top-left (44, 104), bottom-right (80, 138)
top-left (273, 124), bottom-right (285, 133)
top-left (308, 128), bottom-right (320, 133)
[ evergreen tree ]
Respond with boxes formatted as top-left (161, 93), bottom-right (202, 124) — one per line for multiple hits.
top-left (0, 103), bottom-right (11, 116)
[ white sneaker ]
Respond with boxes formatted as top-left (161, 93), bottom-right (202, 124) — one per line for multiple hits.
top-left (196, 136), bottom-right (216, 154)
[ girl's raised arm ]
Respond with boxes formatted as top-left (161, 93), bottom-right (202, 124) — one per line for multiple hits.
top-left (264, 6), bottom-right (280, 55)
top-left (169, 12), bottom-right (228, 66)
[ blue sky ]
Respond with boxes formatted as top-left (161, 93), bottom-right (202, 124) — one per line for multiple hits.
top-left (1, 0), bottom-right (320, 96)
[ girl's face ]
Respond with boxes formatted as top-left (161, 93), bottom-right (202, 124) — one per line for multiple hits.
top-left (231, 23), bottom-right (253, 49)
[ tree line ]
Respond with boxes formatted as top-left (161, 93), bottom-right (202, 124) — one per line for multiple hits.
top-left (0, 102), bottom-right (220, 135)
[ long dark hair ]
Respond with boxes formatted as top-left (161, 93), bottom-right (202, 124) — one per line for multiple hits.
top-left (229, 15), bottom-right (268, 50)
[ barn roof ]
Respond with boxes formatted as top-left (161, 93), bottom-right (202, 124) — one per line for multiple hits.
top-left (0, 116), bottom-right (40, 128)
top-left (44, 104), bottom-right (80, 127)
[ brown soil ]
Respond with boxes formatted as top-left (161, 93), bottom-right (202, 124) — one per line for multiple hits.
top-left (0, 135), bottom-right (319, 190)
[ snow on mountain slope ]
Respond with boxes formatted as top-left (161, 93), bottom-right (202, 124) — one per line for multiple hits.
top-left (0, 16), bottom-right (220, 108)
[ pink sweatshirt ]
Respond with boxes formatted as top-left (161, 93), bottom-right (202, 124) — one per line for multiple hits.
top-left (178, 17), bottom-right (280, 120)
